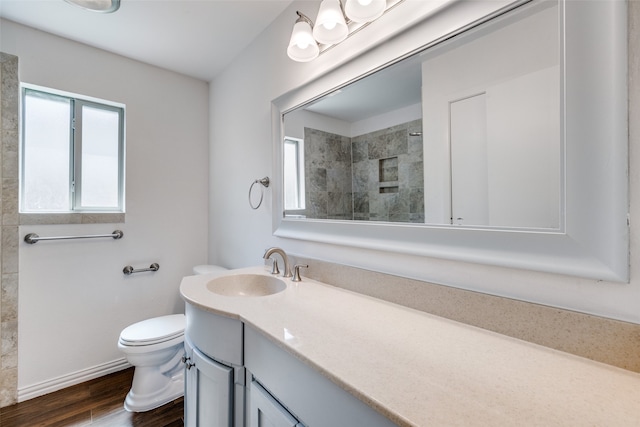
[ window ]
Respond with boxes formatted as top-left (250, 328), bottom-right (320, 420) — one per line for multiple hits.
top-left (283, 137), bottom-right (305, 212)
top-left (21, 86), bottom-right (124, 213)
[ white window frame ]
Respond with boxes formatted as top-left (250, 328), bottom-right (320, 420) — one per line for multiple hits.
top-left (20, 84), bottom-right (125, 213)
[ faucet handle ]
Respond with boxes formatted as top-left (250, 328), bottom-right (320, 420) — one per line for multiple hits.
top-left (270, 259), bottom-right (280, 275)
top-left (292, 264), bottom-right (308, 282)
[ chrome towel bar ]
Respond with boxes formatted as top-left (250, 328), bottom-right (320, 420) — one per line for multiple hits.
top-left (24, 230), bottom-right (124, 244)
top-left (123, 263), bottom-right (159, 275)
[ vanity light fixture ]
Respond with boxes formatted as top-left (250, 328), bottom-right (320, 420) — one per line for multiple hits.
top-left (287, 11), bottom-right (320, 62)
top-left (287, 0), bottom-right (402, 62)
top-left (345, 0), bottom-right (386, 23)
top-left (64, 0), bottom-right (120, 13)
top-left (313, 0), bottom-right (349, 45)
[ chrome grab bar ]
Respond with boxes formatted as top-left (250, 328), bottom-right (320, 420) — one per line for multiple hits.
top-left (123, 263), bottom-right (160, 275)
top-left (24, 230), bottom-right (124, 244)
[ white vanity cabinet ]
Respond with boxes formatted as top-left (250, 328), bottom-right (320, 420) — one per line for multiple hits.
top-left (184, 339), bottom-right (234, 427)
top-left (184, 302), bottom-right (398, 427)
top-left (184, 303), bottom-right (245, 427)
top-left (181, 267), bottom-right (640, 427)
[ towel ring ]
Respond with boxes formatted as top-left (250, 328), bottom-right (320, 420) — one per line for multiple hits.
top-left (249, 177), bottom-right (270, 210)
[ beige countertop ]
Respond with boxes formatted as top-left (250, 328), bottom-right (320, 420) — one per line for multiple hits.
top-left (180, 266), bottom-right (640, 426)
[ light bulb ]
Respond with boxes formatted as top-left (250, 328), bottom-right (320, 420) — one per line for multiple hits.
top-left (287, 16), bottom-right (319, 62)
top-left (313, 0), bottom-right (348, 45)
top-left (323, 21), bottom-right (337, 30)
top-left (345, 0), bottom-right (386, 23)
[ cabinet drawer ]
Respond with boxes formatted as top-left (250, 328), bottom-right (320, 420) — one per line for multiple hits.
top-left (186, 303), bottom-right (243, 366)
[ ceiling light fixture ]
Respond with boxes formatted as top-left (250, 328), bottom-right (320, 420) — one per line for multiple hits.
top-left (64, 0), bottom-right (121, 13)
top-left (287, 0), bottom-right (401, 62)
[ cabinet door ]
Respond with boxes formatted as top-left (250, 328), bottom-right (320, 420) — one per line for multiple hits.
top-left (184, 340), bottom-right (234, 427)
top-left (249, 380), bottom-right (303, 427)
top-left (184, 341), bottom-right (197, 427)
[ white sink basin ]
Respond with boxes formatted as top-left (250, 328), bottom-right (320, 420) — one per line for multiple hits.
top-left (206, 274), bottom-right (286, 297)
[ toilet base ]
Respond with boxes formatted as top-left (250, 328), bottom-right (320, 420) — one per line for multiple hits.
top-left (118, 314), bottom-right (187, 412)
top-left (124, 368), bottom-right (184, 412)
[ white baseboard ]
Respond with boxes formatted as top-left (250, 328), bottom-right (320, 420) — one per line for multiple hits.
top-left (17, 358), bottom-right (131, 403)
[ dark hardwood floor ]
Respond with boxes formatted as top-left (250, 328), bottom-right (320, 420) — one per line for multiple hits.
top-left (0, 368), bottom-right (184, 427)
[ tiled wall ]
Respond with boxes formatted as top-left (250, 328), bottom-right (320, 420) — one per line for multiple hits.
top-left (304, 128), bottom-right (353, 220)
top-left (352, 120), bottom-right (424, 222)
top-left (303, 120), bottom-right (424, 222)
top-left (0, 52), bottom-right (19, 407)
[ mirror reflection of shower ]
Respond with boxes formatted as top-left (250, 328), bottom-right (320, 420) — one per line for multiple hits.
top-left (283, 1), bottom-right (561, 229)
top-left (291, 120), bottom-right (424, 222)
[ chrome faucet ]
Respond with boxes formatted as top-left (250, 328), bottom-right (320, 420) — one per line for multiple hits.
top-left (291, 264), bottom-right (308, 282)
top-left (263, 247), bottom-right (292, 278)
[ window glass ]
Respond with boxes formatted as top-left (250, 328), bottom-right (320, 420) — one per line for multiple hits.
top-left (21, 86), bottom-right (124, 213)
top-left (283, 138), bottom-right (305, 211)
top-left (80, 104), bottom-right (121, 208)
top-left (22, 91), bottom-right (71, 211)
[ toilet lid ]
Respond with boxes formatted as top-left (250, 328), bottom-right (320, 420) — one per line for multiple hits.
top-left (120, 314), bottom-right (185, 345)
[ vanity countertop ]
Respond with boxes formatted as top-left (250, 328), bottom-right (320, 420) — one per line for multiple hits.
top-left (180, 266), bottom-right (640, 426)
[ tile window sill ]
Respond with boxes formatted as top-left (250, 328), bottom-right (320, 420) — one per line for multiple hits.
top-left (19, 212), bottom-right (125, 225)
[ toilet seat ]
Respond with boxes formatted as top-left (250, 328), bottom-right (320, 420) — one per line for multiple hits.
top-left (119, 314), bottom-right (185, 347)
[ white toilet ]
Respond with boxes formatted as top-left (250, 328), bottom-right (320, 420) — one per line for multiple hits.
top-left (118, 264), bottom-right (227, 412)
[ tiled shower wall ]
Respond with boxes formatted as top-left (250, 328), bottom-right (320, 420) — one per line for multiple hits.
top-left (304, 120), bottom-right (424, 222)
top-left (352, 120), bottom-right (424, 222)
top-left (304, 128), bottom-right (353, 220)
top-left (0, 52), bottom-right (19, 407)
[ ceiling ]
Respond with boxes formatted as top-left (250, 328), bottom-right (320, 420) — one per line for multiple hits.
top-left (0, 0), bottom-right (294, 82)
top-left (304, 46), bottom-right (423, 122)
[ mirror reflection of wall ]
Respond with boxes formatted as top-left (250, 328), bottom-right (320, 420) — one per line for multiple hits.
top-left (352, 120), bottom-right (424, 223)
top-left (304, 127), bottom-right (353, 220)
top-left (299, 119), bottom-right (424, 222)
top-left (283, 0), bottom-right (561, 230)
top-left (422, 1), bottom-right (560, 229)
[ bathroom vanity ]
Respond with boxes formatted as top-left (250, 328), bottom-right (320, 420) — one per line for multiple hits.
top-left (182, 271), bottom-right (394, 427)
top-left (183, 304), bottom-right (243, 426)
top-left (180, 267), bottom-right (640, 426)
